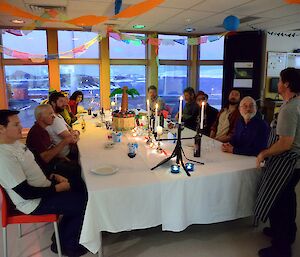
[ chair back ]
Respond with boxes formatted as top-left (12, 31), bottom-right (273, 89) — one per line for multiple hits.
top-left (0, 185), bottom-right (9, 227)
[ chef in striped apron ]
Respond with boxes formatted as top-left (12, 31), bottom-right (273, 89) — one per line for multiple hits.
top-left (255, 68), bottom-right (300, 257)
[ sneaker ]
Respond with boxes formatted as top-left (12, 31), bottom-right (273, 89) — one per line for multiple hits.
top-left (51, 243), bottom-right (88, 257)
top-left (263, 227), bottom-right (273, 237)
top-left (262, 227), bottom-right (296, 244)
top-left (258, 246), bottom-right (291, 257)
top-left (63, 245), bottom-right (89, 257)
top-left (50, 242), bottom-right (62, 254)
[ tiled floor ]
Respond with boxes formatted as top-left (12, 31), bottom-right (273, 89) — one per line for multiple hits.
top-left (1, 185), bottom-right (299, 257)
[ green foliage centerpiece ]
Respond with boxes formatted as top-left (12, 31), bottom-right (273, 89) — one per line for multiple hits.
top-left (110, 86), bottom-right (140, 131)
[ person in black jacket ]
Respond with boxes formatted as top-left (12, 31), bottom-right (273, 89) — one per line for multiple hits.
top-left (175, 87), bottom-right (198, 130)
top-left (0, 109), bottom-right (88, 257)
top-left (195, 91), bottom-right (219, 136)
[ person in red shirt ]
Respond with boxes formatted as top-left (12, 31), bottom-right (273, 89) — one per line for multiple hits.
top-left (69, 91), bottom-right (84, 115)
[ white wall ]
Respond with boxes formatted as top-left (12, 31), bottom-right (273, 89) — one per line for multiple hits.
top-left (266, 33), bottom-right (300, 52)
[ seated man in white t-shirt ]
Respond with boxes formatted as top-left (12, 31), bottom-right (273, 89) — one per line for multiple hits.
top-left (0, 110), bottom-right (88, 256)
top-left (47, 92), bottom-right (80, 160)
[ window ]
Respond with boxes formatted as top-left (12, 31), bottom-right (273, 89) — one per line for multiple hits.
top-left (158, 35), bottom-right (188, 60)
top-left (110, 65), bottom-right (146, 110)
top-left (58, 31), bottom-right (99, 58)
top-left (60, 65), bottom-right (100, 109)
top-left (109, 33), bottom-right (146, 59)
top-left (199, 66), bottom-right (223, 110)
top-left (2, 30), bottom-right (47, 59)
top-left (199, 35), bottom-right (224, 61)
top-left (5, 65), bottom-right (49, 128)
top-left (158, 65), bottom-right (188, 116)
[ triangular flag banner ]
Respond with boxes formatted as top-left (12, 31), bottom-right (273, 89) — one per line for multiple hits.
top-left (188, 38), bottom-right (199, 45)
top-left (174, 39), bottom-right (185, 45)
top-left (199, 36), bottom-right (208, 44)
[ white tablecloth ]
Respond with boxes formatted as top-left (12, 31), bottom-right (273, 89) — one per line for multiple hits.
top-left (77, 117), bottom-right (260, 253)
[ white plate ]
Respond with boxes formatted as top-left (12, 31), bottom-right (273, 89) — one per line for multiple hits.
top-left (90, 165), bottom-right (119, 175)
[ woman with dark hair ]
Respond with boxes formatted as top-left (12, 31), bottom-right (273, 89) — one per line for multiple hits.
top-left (69, 91), bottom-right (84, 115)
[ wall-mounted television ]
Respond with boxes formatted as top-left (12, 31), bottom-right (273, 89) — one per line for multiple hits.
top-left (269, 77), bottom-right (279, 93)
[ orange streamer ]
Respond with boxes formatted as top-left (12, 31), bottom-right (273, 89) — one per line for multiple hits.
top-left (0, 0), bottom-right (165, 27)
top-left (66, 16), bottom-right (108, 26)
top-left (285, 0), bottom-right (300, 3)
top-left (0, 2), bottom-right (45, 21)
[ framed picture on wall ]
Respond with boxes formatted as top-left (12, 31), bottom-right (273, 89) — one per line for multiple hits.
top-left (233, 62), bottom-right (253, 88)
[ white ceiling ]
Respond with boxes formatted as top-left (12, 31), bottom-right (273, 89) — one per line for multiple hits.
top-left (0, 0), bottom-right (300, 34)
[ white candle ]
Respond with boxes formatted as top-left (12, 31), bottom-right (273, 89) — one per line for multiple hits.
top-left (147, 99), bottom-right (150, 117)
top-left (155, 103), bottom-right (158, 132)
top-left (200, 101), bottom-right (205, 129)
top-left (119, 106), bottom-right (121, 112)
top-left (156, 125), bottom-right (163, 135)
top-left (178, 96), bottom-right (183, 124)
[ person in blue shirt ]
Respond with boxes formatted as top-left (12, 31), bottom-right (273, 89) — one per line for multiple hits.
top-left (222, 96), bottom-right (269, 156)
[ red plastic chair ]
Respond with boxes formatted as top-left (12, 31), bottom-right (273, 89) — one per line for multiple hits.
top-left (0, 186), bottom-right (62, 257)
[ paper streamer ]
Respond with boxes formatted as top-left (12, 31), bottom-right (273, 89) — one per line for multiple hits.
top-left (114, 0), bottom-right (164, 18)
top-left (0, 0), bottom-right (165, 28)
top-left (0, 28), bottom-right (225, 61)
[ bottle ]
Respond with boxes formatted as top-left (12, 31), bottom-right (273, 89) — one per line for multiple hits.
top-left (194, 134), bottom-right (201, 157)
top-left (159, 113), bottom-right (164, 127)
top-left (81, 117), bottom-right (86, 130)
top-left (88, 107), bottom-right (92, 115)
top-left (150, 115), bottom-right (155, 131)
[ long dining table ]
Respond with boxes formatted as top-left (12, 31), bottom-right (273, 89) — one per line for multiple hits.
top-left (76, 115), bottom-right (260, 254)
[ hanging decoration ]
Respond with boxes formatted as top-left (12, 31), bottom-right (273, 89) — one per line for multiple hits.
top-left (248, 24), bottom-right (300, 37)
top-left (0, 34), bottom-right (102, 61)
top-left (114, 0), bottom-right (164, 18)
top-left (0, 27), bottom-right (226, 62)
top-left (284, 0), bottom-right (300, 3)
top-left (0, 0), bottom-right (165, 28)
top-left (115, 0), bottom-right (123, 15)
top-left (223, 15), bottom-right (240, 31)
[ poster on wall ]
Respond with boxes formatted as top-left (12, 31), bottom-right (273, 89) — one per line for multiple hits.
top-left (233, 62), bottom-right (253, 88)
top-left (267, 52), bottom-right (287, 77)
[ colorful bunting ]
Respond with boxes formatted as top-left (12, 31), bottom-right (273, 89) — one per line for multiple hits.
top-left (248, 24), bottom-right (300, 37)
top-left (187, 38), bottom-right (199, 45)
top-left (0, 28), bottom-right (224, 61)
top-left (0, 34), bottom-right (102, 61)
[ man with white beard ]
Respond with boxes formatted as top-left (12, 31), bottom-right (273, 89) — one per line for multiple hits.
top-left (222, 96), bottom-right (269, 156)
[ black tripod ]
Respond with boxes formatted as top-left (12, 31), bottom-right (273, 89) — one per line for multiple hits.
top-left (151, 124), bottom-right (204, 176)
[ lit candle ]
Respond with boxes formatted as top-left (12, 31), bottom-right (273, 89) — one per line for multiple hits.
top-left (147, 99), bottom-right (150, 117)
top-left (200, 101), bottom-right (205, 129)
top-left (178, 96), bottom-right (183, 124)
top-left (155, 103), bottom-right (158, 132)
top-left (156, 125), bottom-right (163, 135)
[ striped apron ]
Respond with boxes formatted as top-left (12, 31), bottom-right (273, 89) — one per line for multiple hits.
top-left (254, 122), bottom-right (298, 224)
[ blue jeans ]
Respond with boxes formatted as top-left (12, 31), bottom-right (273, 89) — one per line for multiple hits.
top-left (32, 191), bottom-right (88, 250)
